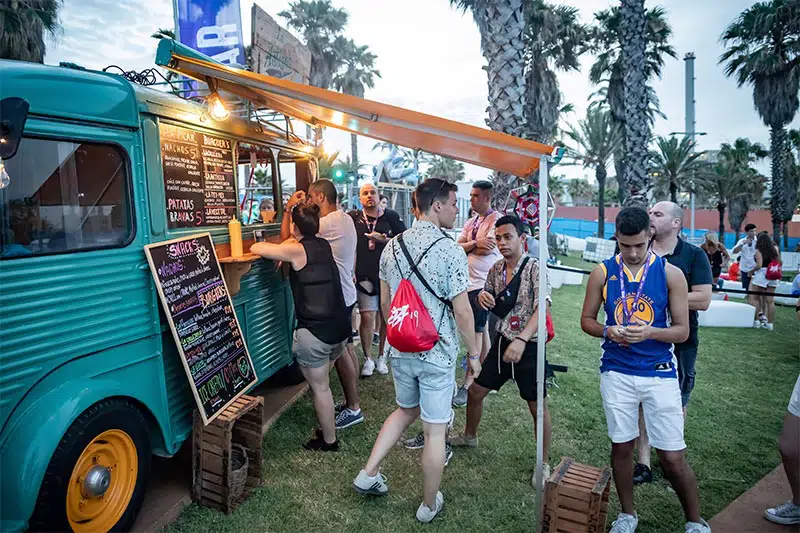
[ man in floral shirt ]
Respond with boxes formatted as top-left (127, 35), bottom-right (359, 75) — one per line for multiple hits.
top-left (451, 215), bottom-right (553, 485)
top-left (352, 178), bottom-right (481, 523)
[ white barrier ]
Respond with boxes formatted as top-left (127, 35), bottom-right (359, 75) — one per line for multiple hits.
top-left (719, 280), bottom-right (746, 299)
top-left (782, 252), bottom-right (800, 272)
top-left (698, 300), bottom-right (756, 328)
top-left (775, 281), bottom-right (798, 307)
top-left (582, 237), bottom-right (616, 263)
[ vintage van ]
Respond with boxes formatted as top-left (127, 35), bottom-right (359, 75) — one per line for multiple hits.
top-left (0, 59), bottom-right (315, 532)
top-left (0, 39), bottom-right (558, 532)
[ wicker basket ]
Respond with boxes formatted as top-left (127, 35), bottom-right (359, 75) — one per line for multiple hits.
top-left (229, 444), bottom-right (249, 500)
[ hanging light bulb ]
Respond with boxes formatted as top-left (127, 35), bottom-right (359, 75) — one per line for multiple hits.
top-left (0, 160), bottom-right (9, 190)
top-left (207, 92), bottom-right (230, 121)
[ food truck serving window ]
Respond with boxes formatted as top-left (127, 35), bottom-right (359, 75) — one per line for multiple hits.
top-left (159, 122), bottom-right (237, 229)
top-left (0, 137), bottom-right (133, 259)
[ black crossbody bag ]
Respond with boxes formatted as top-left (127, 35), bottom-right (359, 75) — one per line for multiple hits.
top-left (489, 257), bottom-right (530, 318)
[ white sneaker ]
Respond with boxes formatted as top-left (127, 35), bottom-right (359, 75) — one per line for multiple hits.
top-left (416, 491), bottom-right (444, 523)
top-left (361, 358), bottom-right (375, 377)
top-left (352, 469), bottom-right (388, 496)
top-left (609, 512), bottom-right (638, 533)
top-left (685, 518), bottom-right (711, 533)
top-left (376, 356), bottom-right (389, 374)
top-left (753, 320), bottom-right (763, 328)
top-left (765, 323), bottom-right (774, 331)
top-left (765, 501), bottom-right (800, 525)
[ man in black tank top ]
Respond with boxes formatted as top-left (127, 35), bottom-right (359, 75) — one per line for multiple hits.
top-left (252, 204), bottom-right (350, 451)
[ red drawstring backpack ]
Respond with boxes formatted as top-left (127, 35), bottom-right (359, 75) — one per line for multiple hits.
top-left (766, 259), bottom-right (783, 281)
top-left (386, 234), bottom-right (451, 353)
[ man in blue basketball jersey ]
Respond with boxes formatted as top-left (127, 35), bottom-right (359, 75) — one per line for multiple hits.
top-left (581, 207), bottom-right (710, 533)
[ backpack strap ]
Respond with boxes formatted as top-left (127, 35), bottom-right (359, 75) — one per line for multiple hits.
top-left (397, 234), bottom-right (453, 309)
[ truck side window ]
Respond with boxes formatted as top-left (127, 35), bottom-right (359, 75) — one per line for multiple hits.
top-left (237, 145), bottom-right (279, 225)
top-left (0, 137), bottom-right (132, 258)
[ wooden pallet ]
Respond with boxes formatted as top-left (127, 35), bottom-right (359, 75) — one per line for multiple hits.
top-left (542, 457), bottom-right (612, 533)
top-left (192, 395), bottom-right (264, 513)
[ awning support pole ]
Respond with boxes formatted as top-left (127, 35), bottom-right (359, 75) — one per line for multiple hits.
top-left (534, 154), bottom-right (550, 532)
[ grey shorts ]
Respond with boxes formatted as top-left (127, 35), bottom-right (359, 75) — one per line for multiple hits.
top-left (391, 357), bottom-right (455, 424)
top-left (357, 280), bottom-right (380, 312)
top-left (292, 328), bottom-right (346, 368)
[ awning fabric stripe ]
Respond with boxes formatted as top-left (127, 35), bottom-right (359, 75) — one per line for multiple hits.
top-left (155, 40), bottom-right (556, 176)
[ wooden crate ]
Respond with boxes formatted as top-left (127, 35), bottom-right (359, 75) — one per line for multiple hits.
top-left (192, 395), bottom-right (264, 513)
top-left (542, 457), bottom-right (612, 533)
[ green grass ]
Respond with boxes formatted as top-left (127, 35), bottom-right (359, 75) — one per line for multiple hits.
top-left (165, 254), bottom-right (799, 533)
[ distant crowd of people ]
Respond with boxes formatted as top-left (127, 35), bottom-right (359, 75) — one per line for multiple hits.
top-left (250, 179), bottom-right (799, 531)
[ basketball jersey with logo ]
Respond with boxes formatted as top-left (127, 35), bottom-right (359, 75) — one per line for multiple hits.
top-left (600, 253), bottom-right (676, 378)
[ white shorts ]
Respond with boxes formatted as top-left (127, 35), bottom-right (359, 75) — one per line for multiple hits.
top-left (752, 268), bottom-right (779, 288)
top-left (600, 371), bottom-right (686, 451)
top-left (789, 375), bottom-right (800, 417)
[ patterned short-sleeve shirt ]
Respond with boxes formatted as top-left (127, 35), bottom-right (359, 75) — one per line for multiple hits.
top-left (484, 255), bottom-right (552, 341)
top-left (379, 221), bottom-right (469, 368)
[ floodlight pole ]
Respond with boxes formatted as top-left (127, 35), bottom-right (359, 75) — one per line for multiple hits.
top-left (685, 53), bottom-right (696, 240)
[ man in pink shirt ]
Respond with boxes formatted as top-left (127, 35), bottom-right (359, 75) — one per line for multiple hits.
top-left (454, 181), bottom-right (502, 406)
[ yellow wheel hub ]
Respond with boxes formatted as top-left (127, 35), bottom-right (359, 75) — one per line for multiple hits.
top-left (66, 429), bottom-right (138, 533)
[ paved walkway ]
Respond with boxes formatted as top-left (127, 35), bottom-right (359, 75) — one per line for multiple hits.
top-left (710, 466), bottom-right (799, 533)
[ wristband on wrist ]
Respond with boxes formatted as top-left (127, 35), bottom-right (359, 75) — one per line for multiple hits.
top-left (514, 336), bottom-right (529, 343)
top-left (602, 325), bottom-right (609, 339)
top-left (468, 354), bottom-right (480, 360)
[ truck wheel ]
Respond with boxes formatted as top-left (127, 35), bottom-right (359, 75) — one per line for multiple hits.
top-left (30, 398), bottom-right (152, 532)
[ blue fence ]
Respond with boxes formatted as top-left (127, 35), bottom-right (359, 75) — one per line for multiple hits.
top-left (550, 217), bottom-right (800, 250)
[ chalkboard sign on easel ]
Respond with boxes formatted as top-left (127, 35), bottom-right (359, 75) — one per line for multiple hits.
top-left (144, 233), bottom-right (257, 425)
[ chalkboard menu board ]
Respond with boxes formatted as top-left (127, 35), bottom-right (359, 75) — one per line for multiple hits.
top-left (144, 233), bottom-right (257, 424)
top-left (159, 123), bottom-right (237, 228)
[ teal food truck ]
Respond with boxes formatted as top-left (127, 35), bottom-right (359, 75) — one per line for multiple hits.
top-left (0, 39), bottom-right (557, 532)
top-left (0, 59), bottom-right (316, 532)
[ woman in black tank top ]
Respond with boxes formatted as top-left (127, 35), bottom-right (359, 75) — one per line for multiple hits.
top-left (251, 204), bottom-right (349, 451)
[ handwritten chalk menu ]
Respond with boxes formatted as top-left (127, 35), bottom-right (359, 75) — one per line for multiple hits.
top-left (159, 123), bottom-right (237, 228)
top-left (144, 233), bottom-right (257, 424)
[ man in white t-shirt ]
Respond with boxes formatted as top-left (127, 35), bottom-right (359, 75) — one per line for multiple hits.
top-left (453, 181), bottom-right (502, 406)
top-left (284, 180), bottom-right (363, 430)
top-left (732, 223), bottom-right (758, 306)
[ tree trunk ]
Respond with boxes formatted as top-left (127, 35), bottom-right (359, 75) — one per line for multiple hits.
top-left (770, 125), bottom-right (787, 244)
top-left (619, 0), bottom-right (650, 209)
top-left (471, 0), bottom-right (528, 208)
top-left (614, 149), bottom-right (626, 205)
top-left (596, 166), bottom-right (607, 239)
top-left (718, 203), bottom-right (726, 240)
top-left (350, 133), bottom-right (359, 167)
top-left (669, 182), bottom-right (678, 204)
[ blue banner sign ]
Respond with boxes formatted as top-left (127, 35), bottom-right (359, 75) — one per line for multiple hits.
top-left (174, 0), bottom-right (246, 67)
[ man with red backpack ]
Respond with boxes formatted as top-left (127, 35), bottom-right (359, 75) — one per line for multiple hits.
top-left (352, 178), bottom-right (481, 523)
top-left (449, 215), bottom-right (553, 486)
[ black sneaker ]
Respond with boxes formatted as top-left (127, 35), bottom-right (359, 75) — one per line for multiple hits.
top-left (303, 435), bottom-right (340, 452)
top-left (633, 462), bottom-right (652, 485)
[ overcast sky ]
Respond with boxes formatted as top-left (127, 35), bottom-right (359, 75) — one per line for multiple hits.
top-left (45, 0), bottom-right (798, 183)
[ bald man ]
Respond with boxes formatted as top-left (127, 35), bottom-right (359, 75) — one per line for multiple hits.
top-left (631, 201), bottom-right (712, 485)
top-left (349, 183), bottom-right (406, 376)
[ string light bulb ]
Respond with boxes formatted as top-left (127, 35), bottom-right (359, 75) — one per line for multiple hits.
top-left (207, 91), bottom-right (230, 121)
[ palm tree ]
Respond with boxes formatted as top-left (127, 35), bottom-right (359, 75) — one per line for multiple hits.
top-left (697, 140), bottom-right (767, 238)
top-left (279, 0), bottom-right (348, 90)
top-left (567, 178), bottom-right (593, 207)
top-left (565, 107), bottom-right (623, 237)
top-left (649, 136), bottom-right (706, 203)
top-left (590, 5), bottom-right (676, 206)
top-left (449, 0), bottom-right (527, 208)
top-left (425, 156), bottom-right (466, 183)
top-left (524, 1), bottom-right (588, 143)
top-left (1, 0), bottom-right (62, 63)
top-left (332, 39), bottom-right (381, 167)
top-left (720, 0), bottom-right (800, 245)
top-left (548, 174), bottom-right (566, 202)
